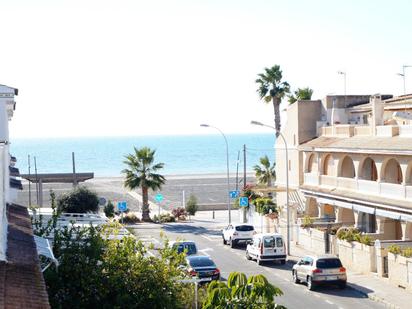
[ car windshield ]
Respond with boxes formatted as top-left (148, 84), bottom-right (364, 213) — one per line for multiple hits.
top-left (263, 237), bottom-right (275, 247)
top-left (235, 225), bottom-right (254, 232)
top-left (189, 257), bottom-right (215, 268)
top-left (174, 243), bottom-right (197, 255)
top-left (316, 258), bottom-right (342, 269)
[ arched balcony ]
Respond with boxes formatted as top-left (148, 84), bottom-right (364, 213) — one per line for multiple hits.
top-left (382, 158), bottom-right (403, 184)
top-left (322, 154), bottom-right (334, 176)
top-left (360, 157), bottom-right (378, 181)
top-left (339, 156), bottom-right (355, 178)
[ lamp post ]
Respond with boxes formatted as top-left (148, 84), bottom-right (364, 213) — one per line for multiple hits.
top-left (200, 124), bottom-right (231, 224)
top-left (338, 71), bottom-right (346, 106)
top-left (251, 120), bottom-right (290, 256)
top-left (397, 65), bottom-right (412, 95)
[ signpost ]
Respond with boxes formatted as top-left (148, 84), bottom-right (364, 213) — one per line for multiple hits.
top-left (155, 193), bottom-right (164, 220)
top-left (239, 197), bottom-right (249, 207)
top-left (229, 190), bottom-right (240, 198)
top-left (117, 201), bottom-right (128, 224)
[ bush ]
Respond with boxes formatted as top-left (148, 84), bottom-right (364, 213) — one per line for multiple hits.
top-left (301, 215), bottom-right (314, 228)
top-left (121, 213), bottom-right (140, 224)
top-left (57, 186), bottom-right (99, 213)
top-left (336, 226), bottom-right (372, 245)
top-left (172, 207), bottom-right (187, 219)
top-left (185, 194), bottom-right (198, 216)
top-left (254, 197), bottom-right (277, 215)
top-left (154, 213), bottom-right (176, 223)
top-left (402, 247), bottom-right (412, 258)
top-left (388, 244), bottom-right (402, 255)
top-left (104, 200), bottom-right (115, 218)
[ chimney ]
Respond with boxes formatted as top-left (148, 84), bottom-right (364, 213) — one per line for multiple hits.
top-left (371, 94), bottom-right (383, 136)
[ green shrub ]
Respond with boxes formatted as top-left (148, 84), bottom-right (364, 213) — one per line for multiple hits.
top-left (388, 244), bottom-right (402, 255)
top-left (57, 186), bottom-right (99, 213)
top-left (254, 197), bottom-right (277, 215)
top-left (104, 200), bottom-right (115, 218)
top-left (301, 215), bottom-right (314, 228)
top-left (185, 194), bottom-right (198, 216)
top-left (121, 213), bottom-right (140, 224)
top-left (402, 247), bottom-right (412, 258)
top-left (337, 226), bottom-right (372, 245)
top-left (154, 213), bottom-right (176, 223)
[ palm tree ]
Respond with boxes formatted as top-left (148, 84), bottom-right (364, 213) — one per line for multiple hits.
top-left (256, 65), bottom-right (290, 135)
top-left (288, 87), bottom-right (314, 104)
top-left (122, 146), bottom-right (165, 222)
top-left (253, 155), bottom-right (276, 187)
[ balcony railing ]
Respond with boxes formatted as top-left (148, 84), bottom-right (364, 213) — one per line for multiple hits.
top-left (304, 173), bottom-right (412, 202)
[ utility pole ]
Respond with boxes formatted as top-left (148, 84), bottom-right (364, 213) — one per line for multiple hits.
top-left (28, 155), bottom-right (31, 207)
top-left (235, 150), bottom-right (240, 191)
top-left (34, 156), bottom-right (38, 205)
top-left (72, 152), bottom-right (77, 187)
top-left (243, 144), bottom-right (246, 189)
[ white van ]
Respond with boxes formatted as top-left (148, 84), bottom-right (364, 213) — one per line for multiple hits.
top-left (246, 233), bottom-right (286, 265)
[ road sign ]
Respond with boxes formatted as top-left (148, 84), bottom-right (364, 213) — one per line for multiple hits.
top-left (239, 197), bottom-right (249, 207)
top-left (155, 193), bottom-right (164, 202)
top-left (117, 201), bottom-right (127, 212)
top-left (229, 190), bottom-right (240, 198)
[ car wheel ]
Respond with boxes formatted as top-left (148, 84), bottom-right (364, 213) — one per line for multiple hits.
top-left (292, 271), bottom-right (300, 284)
top-left (257, 258), bottom-right (262, 265)
top-left (339, 281), bottom-right (346, 289)
top-left (222, 237), bottom-right (227, 245)
top-left (280, 259), bottom-right (286, 265)
top-left (246, 251), bottom-right (252, 260)
top-left (307, 276), bottom-right (315, 291)
top-left (230, 239), bottom-right (236, 248)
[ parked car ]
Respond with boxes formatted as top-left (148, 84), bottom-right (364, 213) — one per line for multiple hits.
top-left (222, 224), bottom-right (255, 248)
top-left (186, 255), bottom-right (220, 282)
top-left (292, 254), bottom-right (347, 290)
top-left (170, 241), bottom-right (198, 256)
top-left (246, 233), bottom-right (286, 265)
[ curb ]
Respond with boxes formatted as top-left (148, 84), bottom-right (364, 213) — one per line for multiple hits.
top-left (346, 283), bottom-right (400, 309)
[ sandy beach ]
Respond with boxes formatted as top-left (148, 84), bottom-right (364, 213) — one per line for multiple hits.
top-left (17, 173), bottom-right (256, 212)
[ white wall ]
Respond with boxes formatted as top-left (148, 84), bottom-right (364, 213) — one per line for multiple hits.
top-left (0, 145), bottom-right (7, 261)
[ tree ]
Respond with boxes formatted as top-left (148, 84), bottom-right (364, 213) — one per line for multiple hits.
top-left (104, 200), bottom-right (115, 217)
top-left (253, 155), bottom-right (276, 187)
top-left (122, 147), bottom-right (166, 222)
top-left (256, 65), bottom-right (290, 135)
top-left (288, 87), bottom-right (314, 104)
top-left (185, 194), bottom-right (198, 216)
top-left (57, 186), bottom-right (99, 213)
top-left (202, 272), bottom-right (285, 308)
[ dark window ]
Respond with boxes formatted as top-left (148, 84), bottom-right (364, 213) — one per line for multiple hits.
top-left (263, 237), bottom-right (275, 248)
top-left (174, 243), bottom-right (197, 255)
top-left (189, 257), bottom-right (215, 268)
top-left (276, 238), bottom-right (283, 247)
top-left (235, 225), bottom-right (254, 232)
top-left (316, 258), bottom-right (342, 269)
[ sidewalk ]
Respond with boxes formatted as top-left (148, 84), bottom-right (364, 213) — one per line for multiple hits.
top-left (290, 244), bottom-right (411, 309)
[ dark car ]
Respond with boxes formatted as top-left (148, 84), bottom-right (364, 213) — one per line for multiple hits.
top-left (171, 241), bottom-right (198, 256)
top-left (186, 255), bottom-right (220, 282)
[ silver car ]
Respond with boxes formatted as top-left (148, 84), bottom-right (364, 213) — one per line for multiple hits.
top-left (292, 254), bottom-right (347, 290)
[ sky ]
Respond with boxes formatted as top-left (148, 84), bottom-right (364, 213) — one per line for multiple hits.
top-left (1, 0), bottom-right (412, 138)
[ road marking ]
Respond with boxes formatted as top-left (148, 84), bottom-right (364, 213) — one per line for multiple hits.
top-left (201, 235), bottom-right (213, 241)
top-left (198, 248), bottom-right (214, 257)
top-left (325, 300), bottom-right (334, 305)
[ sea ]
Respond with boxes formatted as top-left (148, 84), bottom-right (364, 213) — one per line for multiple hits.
top-left (10, 133), bottom-right (276, 177)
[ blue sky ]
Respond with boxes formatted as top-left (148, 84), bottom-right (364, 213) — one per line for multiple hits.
top-left (1, 0), bottom-right (411, 137)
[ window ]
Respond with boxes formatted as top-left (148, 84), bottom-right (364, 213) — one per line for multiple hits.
top-left (189, 257), bottom-right (215, 267)
top-left (263, 237), bottom-right (275, 248)
top-left (316, 258), bottom-right (342, 269)
top-left (276, 238), bottom-right (283, 248)
top-left (235, 225), bottom-right (254, 232)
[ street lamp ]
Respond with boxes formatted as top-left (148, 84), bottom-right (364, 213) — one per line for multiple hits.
top-left (200, 124), bottom-right (231, 224)
top-left (250, 120), bottom-right (291, 256)
top-left (338, 71), bottom-right (346, 106)
top-left (397, 65), bottom-right (412, 95)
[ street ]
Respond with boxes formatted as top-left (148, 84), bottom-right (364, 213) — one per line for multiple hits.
top-left (130, 218), bottom-right (385, 309)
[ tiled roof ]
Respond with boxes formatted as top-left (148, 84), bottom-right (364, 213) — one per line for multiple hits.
top-left (0, 204), bottom-right (50, 308)
top-left (299, 135), bottom-right (412, 153)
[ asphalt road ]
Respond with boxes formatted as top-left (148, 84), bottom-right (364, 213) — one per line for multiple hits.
top-left (130, 221), bottom-right (385, 309)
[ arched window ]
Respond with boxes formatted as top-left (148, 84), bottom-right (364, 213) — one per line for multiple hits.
top-left (382, 158), bottom-right (402, 184)
top-left (322, 154), bottom-right (334, 176)
top-left (406, 161), bottom-right (412, 185)
top-left (361, 157), bottom-right (378, 181)
top-left (340, 156), bottom-right (355, 178)
top-left (307, 153), bottom-right (317, 173)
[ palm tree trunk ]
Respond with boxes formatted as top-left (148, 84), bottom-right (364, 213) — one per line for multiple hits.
top-left (141, 186), bottom-right (151, 222)
top-left (272, 97), bottom-right (281, 136)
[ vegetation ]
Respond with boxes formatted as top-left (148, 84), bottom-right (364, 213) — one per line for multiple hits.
top-left (235, 184), bottom-right (260, 209)
top-left (202, 272), bottom-right (285, 309)
top-left (301, 215), bottom-right (315, 228)
top-left (336, 226), bottom-right (373, 246)
top-left (185, 194), bottom-right (198, 216)
top-left (57, 186), bottom-right (99, 213)
top-left (254, 197), bottom-right (277, 216)
top-left (253, 155), bottom-right (276, 187)
top-left (388, 245), bottom-right (412, 258)
top-left (122, 146), bottom-right (166, 222)
top-left (153, 213), bottom-right (176, 223)
top-left (172, 207), bottom-right (187, 220)
top-left (104, 200), bottom-right (115, 218)
top-left (256, 65), bottom-right (290, 134)
top-left (120, 212), bottom-right (141, 224)
top-left (33, 211), bottom-right (192, 308)
top-left (288, 87), bottom-right (314, 104)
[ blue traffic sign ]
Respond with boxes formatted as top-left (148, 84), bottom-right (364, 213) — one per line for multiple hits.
top-left (229, 190), bottom-right (240, 198)
top-left (117, 201), bottom-right (128, 212)
top-left (155, 193), bottom-right (164, 202)
top-left (239, 197), bottom-right (249, 207)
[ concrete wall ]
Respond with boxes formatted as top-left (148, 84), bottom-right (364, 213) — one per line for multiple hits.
top-left (337, 239), bottom-right (376, 273)
top-left (387, 252), bottom-right (412, 290)
top-left (297, 227), bottom-right (327, 255)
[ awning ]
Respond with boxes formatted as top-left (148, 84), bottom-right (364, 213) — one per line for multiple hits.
top-left (9, 166), bottom-right (20, 177)
top-left (34, 235), bottom-right (59, 272)
top-left (9, 178), bottom-right (22, 190)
